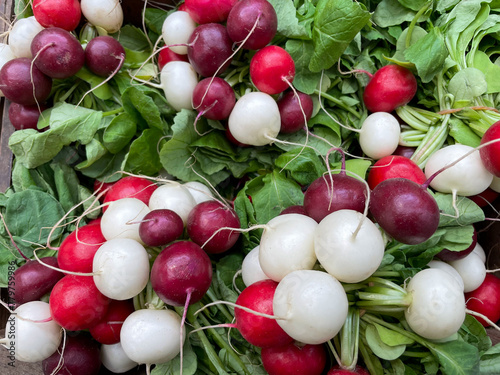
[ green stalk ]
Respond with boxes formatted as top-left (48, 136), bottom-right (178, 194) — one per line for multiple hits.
top-left (314, 90), bottom-right (362, 119)
top-left (204, 288), bottom-right (235, 323)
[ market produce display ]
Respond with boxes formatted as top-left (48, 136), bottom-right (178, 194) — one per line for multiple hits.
top-left (1, 0), bottom-right (500, 374)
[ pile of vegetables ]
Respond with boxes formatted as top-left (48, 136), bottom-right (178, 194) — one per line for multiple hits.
top-left (1, 0), bottom-right (500, 374)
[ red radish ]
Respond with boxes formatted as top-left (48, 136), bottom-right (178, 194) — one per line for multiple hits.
top-left (234, 279), bottom-right (294, 348)
top-left (183, 0), bottom-right (238, 24)
top-left (192, 77), bottom-right (236, 120)
top-left (151, 241), bottom-right (213, 307)
top-left (226, 0), bottom-right (278, 50)
top-left (138, 209), bottom-right (184, 247)
top-left (84, 36), bottom-right (126, 77)
top-left (57, 223), bottom-right (106, 273)
top-left (250, 45), bottom-right (295, 95)
top-left (49, 275), bottom-right (110, 331)
top-left (328, 365), bottom-right (370, 375)
top-left (277, 90), bottom-right (314, 134)
top-left (42, 333), bottom-right (102, 375)
top-left (32, 0), bottom-right (81, 31)
top-left (469, 187), bottom-right (499, 207)
top-left (187, 23), bottom-right (233, 77)
top-left (8, 102), bottom-right (47, 131)
top-left (31, 27), bottom-right (85, 79)
top-left (157, 47), bottom-right (189, 70)
top-left (261, 342), bottom-right (327, 375)
top-left (12, 257), bottom-right (64, 306)
top-left (363, 64), bottom-right (417, 113)
top-left (93, 179), bottom-right (116, 202)
top-left (465, 273), bottom-right (500, 327)
top-left (367, 155), bottom-right (426, 190)
top-left (0, 58), bottom-right (52, 105)
top-left (436, 228), bottom-right (477, 262)
top-left (186, 200), bottom-right (241, 254)
top-left (103, 176), bottom-right (157, 209)
top-left (89, 299), bottom-right (135, 345)
top-left (479, 120), bottom-right (500, 177)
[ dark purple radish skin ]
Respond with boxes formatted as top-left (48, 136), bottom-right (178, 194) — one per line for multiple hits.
top-left (192, 77), bottom-right (236, 120)
top-left (436, 228), bottom-right (477, 262)
top-left (8, 102), bottom-right (48, 131)
top-left (12, 257), bottom-right (64, 306)
top-left (187, 23), bottom-right (233, 77)
top-left (277, 90), bottom-right (314, 134)
top-left (31, 27), bottom-right (85, 79)
top-left (187, 200), bottom-right (241, 254)
top-left (84, 36), bottom-right (126, 77)
top-left (0, 58), bottom-right (52, 105)
top-left (393, 145), bottom-right (416, 159)
top-left (138, 209), bottom-right (184, 247)
top-left (42, 333), bottom-right (102, 375)
top-left (280, 205), bottom-right (307, 216)
top-left (226, 0), bottom-right (278, 50)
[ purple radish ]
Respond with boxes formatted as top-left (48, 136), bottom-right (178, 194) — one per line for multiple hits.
top-left (9, 102), bottom-right (47, 131)
top-left (138, 209), bottom-right (184, 247)
top-left (192, 77), bottom-right (236, 120)
top-left (278, 90), bottom-right (314, 134)
top-left (84, 35), bottom-right (126, 77)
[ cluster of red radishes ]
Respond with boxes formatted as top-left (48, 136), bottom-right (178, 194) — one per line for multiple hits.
top-left (0, 0), bottom-right (126, 131)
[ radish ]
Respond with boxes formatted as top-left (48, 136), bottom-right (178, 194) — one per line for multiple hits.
top-left (8, 102), bottom-right (47, 131)
top-left (42, 333), bottom-right (101, 375)
top-left (161, 11), bottom-right (197, 55)
top-left (250, 45), bottom-right (295, 95)
top-left (472, 242), bottom-right (487, 263)
top-left (491, 175), bottom-right (500, 193)
top-left (49, 275), bottom-right (110, 331)
top-left (120, 308), bottom-right (185, 365)
top-left (183, 0), bottom-right (238, 24)
top-left (101, 342), bottom-right (138, 373)
top-left (8, 16), bottom-right (44, 58)
top-left (469, 187), bottom-right (499, 208)
top-left (100, 197), bottom-right (151, 243)
top-left (138, 209), bottom-right (184, 247)
top-left (448, 251), bottom-right (486, 293)
top-left (261, 342), bottom-right (327, 375)
top-left (427, 260), bottom-right (465, 291)
top-left (328, 365), bottom-right (370, 375)
top-left (366, 155), bottom-right (426, 190)
top-left (363, 64), bottom-right (417, 113)
top-left (0, 43), bottom-right (16, 74)
top-left (424, 144), bottom-right (494, 197)
top-left (479, 120), bottom-right (500, 177)
top-left (273, 269), bottom-right (349, 345)
top-left (80, 0), bottom-right (124, 34)
top-left (192, 77), bottom-right (236, 120)
top-left (358, 112), bottom-right (401, 160)
top-left (187, 23), bottom-right (233, 77)
top-left (157, 47), bottom-right (189, 70)
top-left (183, 181), bottom-right (214, 204)
top-left (314, 209), bottom-right (385, 283)
top-left (160, 61), bottom-right (199, 111)
top-left (2, 301), bottom-right (61, 362)
top-left (436, 227), bottom-right (477, 262)
top-left (32, 0), bottom-right (81, 31)
top-left (280, 205), bottom-right (307, 215)
top-left (226, 0), bottom-right (278, 50)
top-left (258, 213), bottom-right (318, 282)
top-left (227, 91), bottom-right (281, 146)
top-left (241, 246), bottom-right (269, 287)
top-left (186, 200), bottom-right (241, 254)
top-left (89, 299), bottom-right (135, 345)
top-left (465, 273), bottom-right (500, 327)
top-left (92, 238), bottom-right (150, 300)
top-left (148, 182), bottom-right (197, 224)
top-left (84, 35), bottom-right (126, 77)
top-left (102, 176), bottom-right (157, 209)
top-left (277, 90), bottom-right (314, 134)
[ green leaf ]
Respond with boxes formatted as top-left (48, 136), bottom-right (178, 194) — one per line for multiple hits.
top-left (373, 0), bottom-right (420, 28)
top-left (449, 118), bottom-right (482, 147)
top-left (365, 324), bottom-right (406, 360)
top-left (427, 340), bottom-right (480, 375)
top-left (309, 0), bottom-right (371, 72)
top-left (151, 338), bottom-right (197, 375)
top-left (448, 67), bottom-right (488, 103)
top-left (435, 193), bottom-right (485, 227)
top-left (275, 147), bottom-right (325, 186)
top-left (374, 323), bottom-right (415, 346)
top-left (473, 50), bottom-right (500, 94)
top-left (114, 25), bottom-right (151, 51)
top-left (286, 39), bottom-right (322, 95)
top-left (480, 343), bottom-right (500, 373)
top-left (268, 0), bottom-right (309, 38)
top-left (122, 86), bottom-right (169, 131)
top-left (123, 128), bottom-right (164, 176)
top-left (74, 67), bottom-right (113, 100)
top-left (103, 113), bottom-right (138, 154)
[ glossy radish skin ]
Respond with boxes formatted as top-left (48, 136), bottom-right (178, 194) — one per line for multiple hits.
top-left (436, 228), bottom-right (477, 262)
top-left (250, 45), bottom-right (295, 95)
top-left (103, 176), bottom-right (157, 209)
top-left (367, 155), bottom-right (426, 190)
top-left (280, 205), bottom-right (307, 215)
top-left (187, 23), bottom-right (233, 77)
top-left (369, 178), bottom-right (440, 245)
top-left (278, 90), bottom-right (314, 134)
top-left (226, 0), bottom-right (278, 50)
top-left (479, 120), bottom-right (500, 177)
top-left (157, 47), bottom-right (189, 70)
top-left (363, 64), bottom-right (417, 113)
top-left (359, 112), bottom-right (401, 160)
top-left (80, 0), bottom-right (123, 34)
top-left (0, 58), bottom-right (52, 105)
top-left (31, 27), bottom-right (85, 79)
top-left (89, 299), bottom-right (135, 345)
top-left (187, 200), bottom-right (241, 254)
top-left (427, 260), bottom-right (465, 292)
top-left (303, 173), bottom-right (367, 223)
top-left (138, 209), bottom-right (184, 247)
top-left (160, 61), bottom-right (199, 111)
top-left (328, 365), bottom-right (371, 375)
top-left (101, 343), bottom-right (138, 373)
top-left (465, 274), bottom-right (500, 327)
top-left (183, 0), bottom-right (238, 24)
top-left (448, 252), bottom-right (486, 293)
top-left (241, 246), bottom-right (269, 287)
top-left (261, 342), bottom-right (327, 375)
top-left (234, 279), bottom-right (294, 348)
top-left (84, 36), bottom-right (126, 77)
top-left (192, 77), bottom-right (236, 120)
top-left (8, 16), bottom-right (44, 58)
top-left (9, 102), bottom-right (47, 131)
top-left (161, 11), bottom-right (197, 55)
top-left (100, 198), bottom-right (150, 242)
top-left (183, 181), bottom-right (214, 204)
top-left (151, 241), bottom-right (213, 306)
top-left (32, 0), bottom-right (81, 31)
top-left (148, 183), bottom-right (197, 224)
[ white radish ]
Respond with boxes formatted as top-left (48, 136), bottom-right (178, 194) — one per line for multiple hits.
top-left (424, 144), bottom-right (494, 196)
top-left (3, 301), bottom-right (61, 362)
top-left (120, 308), bottom-right (185, 365)
top-left (228, 91), bottom-right (281, 146)
top-left (314, 209), bottom-right (385, 283)
top-left (259, 214), bottom-right (318, 282)
top-left (160, 61), bottom-right (198, 111)
top-left (448, 252), bottom-right (486, 293)
top-left (101, 197), bottom-right (150, 243)
top-left (272, 269), bottom-right (348, 345)
top-left (490, 175), bottom-right (500, 193)
top-left (0, 43), bottom-right (15, 70)
top-left (183, 181), bottom-right (214, 204)
top-left (472, 242), bottom-right (486, 263)
top-left (81, 0), bottom-right (123, 34)
top-left (101, 342), bottom-right (138, 374)
top-left (161, 11), bottom-right (197, 55)
top-left (8, 16), bottom-right (44, 58)
top-left (358, 112), bottom-right (400, 159)
top-left (427, 259), bottom-right (465, 291)
top-left (241, 246), bottom-right (269, 287)
top-left (93, 238), bottom-right (150, 300)
top-left (148, 183), bottom-right (197, 224)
